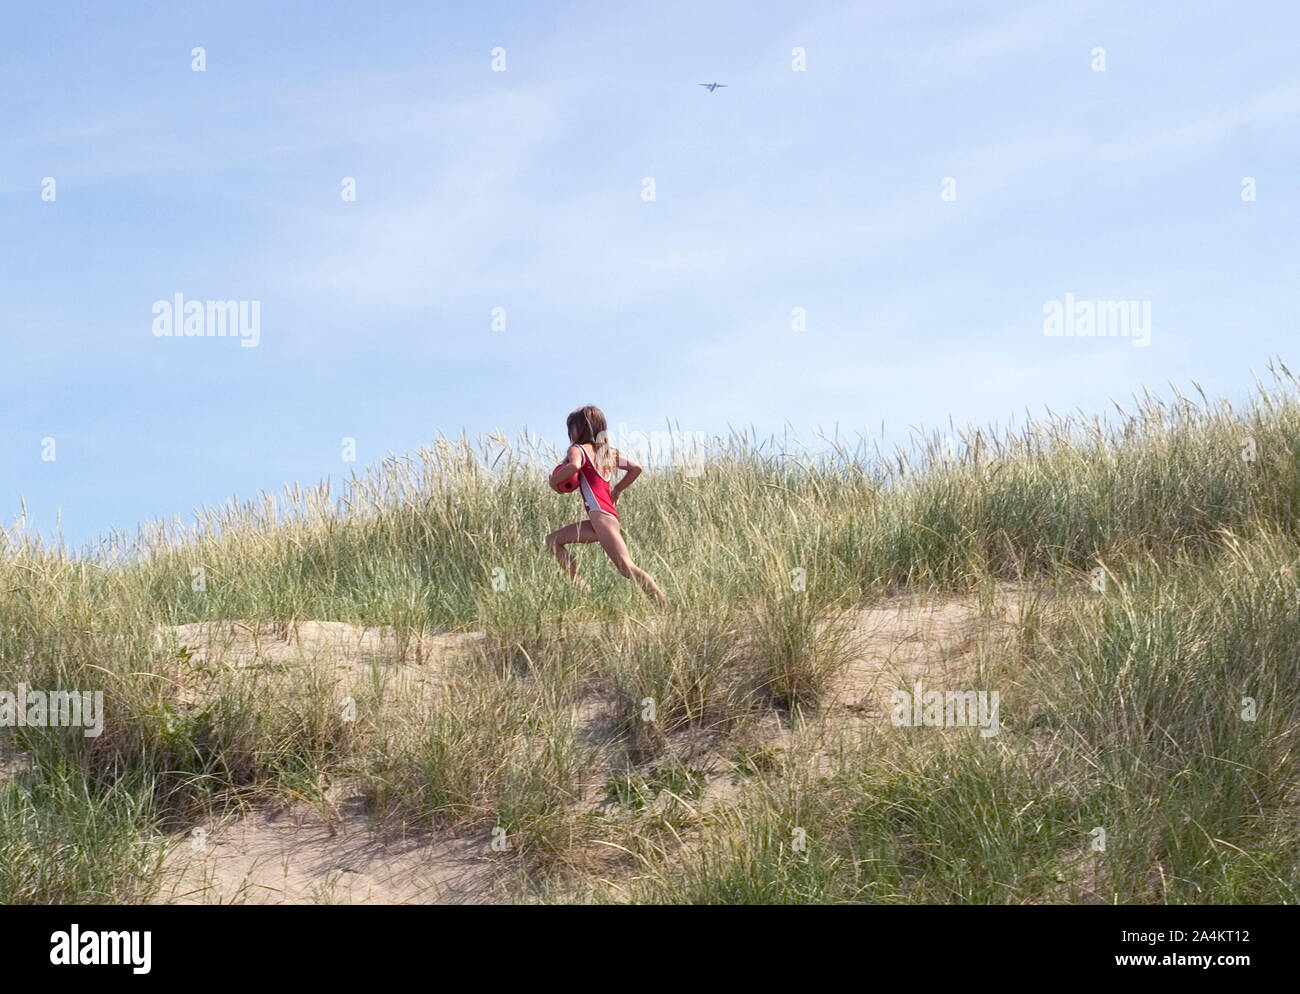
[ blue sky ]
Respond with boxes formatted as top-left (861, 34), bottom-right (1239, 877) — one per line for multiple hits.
top-left (3, 0), bottom-right (1299, 550)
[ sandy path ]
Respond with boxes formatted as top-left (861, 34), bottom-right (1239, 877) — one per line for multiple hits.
top-left (147, 586), bottom-right (1026, 903)
top-left (157, 797), bottom-right (502, 904)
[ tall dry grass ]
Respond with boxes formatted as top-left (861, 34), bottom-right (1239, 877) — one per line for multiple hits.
top-left (4, 362), bottom-right (1300, 901)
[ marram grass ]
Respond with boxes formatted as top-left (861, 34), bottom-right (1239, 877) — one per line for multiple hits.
top-left (3, 365), bottom-right (1300, 901)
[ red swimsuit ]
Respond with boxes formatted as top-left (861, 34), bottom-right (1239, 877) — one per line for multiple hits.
top-left (575, 444), bottom-right (619, 521)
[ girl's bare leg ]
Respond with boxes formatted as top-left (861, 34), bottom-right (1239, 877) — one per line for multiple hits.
top-left (545, 521), bottom-right (596, 592)
top-left (587, 512), bottom-right (668, 605)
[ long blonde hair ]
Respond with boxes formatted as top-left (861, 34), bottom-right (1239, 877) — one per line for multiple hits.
top-left (566, 405), bottom-right (615, 475)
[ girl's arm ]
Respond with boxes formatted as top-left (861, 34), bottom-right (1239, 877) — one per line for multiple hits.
top-left (610, 449), bottom-right (641, 503)
top-left (550, 444), bottom-right (583, 488)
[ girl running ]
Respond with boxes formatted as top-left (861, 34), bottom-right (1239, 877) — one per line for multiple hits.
top-left (545, 405), bottom-right (668, 605)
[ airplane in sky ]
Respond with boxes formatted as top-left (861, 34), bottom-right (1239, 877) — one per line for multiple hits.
top-left (698, 82), bottom-right (727, 92)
